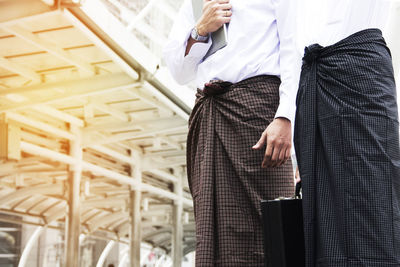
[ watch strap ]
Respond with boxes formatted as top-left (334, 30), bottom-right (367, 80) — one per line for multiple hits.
top-left (191, 27), bottom-right (208, 42)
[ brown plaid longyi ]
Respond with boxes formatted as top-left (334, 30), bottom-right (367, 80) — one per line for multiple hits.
top-left (187, 75), bottom-right (295, 266)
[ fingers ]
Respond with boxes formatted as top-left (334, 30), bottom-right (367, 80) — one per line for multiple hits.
top-left (285, 146), bottom-right (291, 161)
top-left (201, 0), bottom-right (231, 30)
top-left (271, 141), bottom-right (283, 164)
top-left (274, 144), bottom-right (287, 168)
top-left (222, 17), bottom-right (231, 23)
top-left (262, 137), bottom-right (292, 168)
top-left (205, 1), bottom-right (231, 13)
top-left (276, 145), bottom-right (291, 167)
top-left (262, 139), bottom-right (273, 168)
top-left (266, 140), bottom-right (281, 168)
top-left (218, 15), bottom-right (231, 25)
top-left (264, 144), bottom-right (291, 168)
top-left (259, 118), bottom-right (292, 168)
top-left (203, 0), bottom-right (227, 3)
top-left (219, 9), bottom-right (232, 17)
top-left (219, 3), bottom-right (232, 10)
top-left (204, 0), bottom-right (231, 9)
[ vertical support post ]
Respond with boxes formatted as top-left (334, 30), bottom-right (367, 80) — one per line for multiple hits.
top-left (0, 114), bottom-right (6, 159)
top-left (172, 167), bottom-right (183, 267)
top-left (0, 113), bottom-right (21, 161)
top-left (129, 150), bottom-right (142, 267)
top-left (64, 125), bottom-right (82, 267)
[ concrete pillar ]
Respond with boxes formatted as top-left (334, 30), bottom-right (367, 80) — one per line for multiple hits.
top-left (129, 151), bottom-right (142, 267)
top-left (64, 125), bottom-right (82, 267)
top-left (172, 168), bottom-right (183, 267)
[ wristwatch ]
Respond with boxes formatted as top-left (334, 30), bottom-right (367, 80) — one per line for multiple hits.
top-left (191, 27), bottom-right (208, 42)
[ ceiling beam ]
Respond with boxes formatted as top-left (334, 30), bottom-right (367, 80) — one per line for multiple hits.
top-left (143, 157), bottom-right (186, 170)
top-left (0, 56), bottom-right (41, 83)
top-left (89, 211), bottom-right (127, 233)
top-left (0, 72), bottom-right (136, 96)
top-left (20, 141), bottom-right (193, 207)
top-left (0, 0), bottom-right (55, 24)
top-left (84, 125), bottom-right (187, 146)
top-left (84, 116), bottom-right (182, 133)
top-left (7, 111), bottom-right (75, 140)
top-left (4, 24), bottom-right (95, 75)
top-left (143, 169), bottom-right (178, 183)
top-left (83, 197), bottom-right (127, 208)
top-left (123, 87), bottom-right (172, 116)
top-left (90, 102), bottom-right (130, 122)
top-left (32, 104), bottom-right (85, 127)
top-left (0, 73), bottom-right (140, 112)
top-left (89, 145), bottom-right (132, 164)
top-left (0, 183), bottom-right (63, 207)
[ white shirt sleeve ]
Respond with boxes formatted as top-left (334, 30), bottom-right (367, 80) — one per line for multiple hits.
top-left (272, 0), bottom-right (302, 122)
top-left (163, 0), bottom-right (212, 85)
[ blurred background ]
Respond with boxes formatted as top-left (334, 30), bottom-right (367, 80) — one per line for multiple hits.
top-left (0, 0), bottom-right (399, 266)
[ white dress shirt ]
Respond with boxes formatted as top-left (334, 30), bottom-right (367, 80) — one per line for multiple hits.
top-left (297, 0), bottom-right (392, 48)
top-left (163, 0), bottom-right (299, 122)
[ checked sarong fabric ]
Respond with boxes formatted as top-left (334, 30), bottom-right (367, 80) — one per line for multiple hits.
top-left (294, 29), bottom-right (400, 267)
top-left (187, 75), bottom-right (295, 266)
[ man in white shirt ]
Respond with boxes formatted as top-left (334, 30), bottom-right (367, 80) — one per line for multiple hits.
top-left (164, 0), bottom-right (298, 265)
top-left (294, 1), bottom-right (400, 266)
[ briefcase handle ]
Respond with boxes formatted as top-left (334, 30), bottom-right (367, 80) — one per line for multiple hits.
top-left (295, 181), bottom-right (302, 199)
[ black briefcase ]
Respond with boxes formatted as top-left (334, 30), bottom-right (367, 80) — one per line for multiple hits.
top-left (261, 183), bottom-right (305, 267)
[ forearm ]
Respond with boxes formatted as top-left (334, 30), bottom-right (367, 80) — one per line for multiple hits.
top-left (274, 0), bottom-right (300, 122)
top-left (185, 37), bottom-right (197, 56)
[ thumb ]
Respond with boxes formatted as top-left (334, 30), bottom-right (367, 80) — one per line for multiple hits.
top-left (252, 134), bottom-right (266, 150)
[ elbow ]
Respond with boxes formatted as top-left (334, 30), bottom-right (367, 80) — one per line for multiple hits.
top-left (163, 51), bottom-right (196, 85)
top-left (164, 60), bottom-right (195, 85)
top-left (172, 72), bottom-right (193, 85)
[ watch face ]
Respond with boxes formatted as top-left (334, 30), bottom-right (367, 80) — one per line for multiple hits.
top-left (191, 28), bottom-right (198, 40)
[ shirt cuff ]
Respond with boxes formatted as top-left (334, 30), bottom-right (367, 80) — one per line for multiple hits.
top-left (274, 98), bottom-right (296, 123)
top-left (185, 37), bottom-right (212, 61)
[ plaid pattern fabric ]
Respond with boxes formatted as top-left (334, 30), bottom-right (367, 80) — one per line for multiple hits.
top-left (187, 75), bottom-right (295, 266)
top-left (294, 29), bottom-right (400, 267)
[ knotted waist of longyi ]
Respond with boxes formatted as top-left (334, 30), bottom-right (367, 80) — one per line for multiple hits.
top-left (199, 75), bottom-right (279, 97)
top-left (302, 28), bottom-right (384, 66)
top-left (203, 80), bottom-right (233, 96)
top-left (303, 43), bottom-right (324, 65)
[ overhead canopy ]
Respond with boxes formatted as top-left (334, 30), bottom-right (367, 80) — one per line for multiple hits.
top-left (0, 0), bottom-right (195, 256)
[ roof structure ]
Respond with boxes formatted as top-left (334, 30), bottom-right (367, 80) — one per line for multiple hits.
top-left (0, 0), bottom-right (195, 266)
